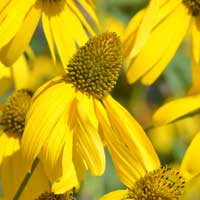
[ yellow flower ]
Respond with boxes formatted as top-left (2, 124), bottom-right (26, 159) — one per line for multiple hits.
top-left (100, 130), bottom-right (200, 200)
top-left (124, 0), bottom-right (199, 85)
top-left (0, 90), bottom-right (50, 200)
top-left (0, 52), bottom-right (66, 199)
top-left (0, 51), bottom-right (64, 98)
top-left (20, 32), bottom-right (157, 194)
top-left (0, 0), bottom-right (99, 66)
top-left (0, 55), bottom-right (29, 97)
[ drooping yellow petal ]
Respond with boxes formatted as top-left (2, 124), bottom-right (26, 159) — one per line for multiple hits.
top-left (47, 8), bottom-right (76, 67)
top-left (180, 133), bottom-right (200, 180)
top-left (191, 18), bottom-right (200, 64)
top-left (128, 0), bottom-right (160, 58)
top-left (100, 190), bottom-right (128, 200)
top-left (0, 1), bottom-right (41, 66)
top-left (127, 3), bottom-right (189, 84)
top-left (124, 0), bottom-right (182, 59)
top-left (141, 8), bottom-right (190, 84)
top-left (52, 130), bottom-right (79, 194)
top-left (123, 10), bottom-right (144, 58)
top-left (94, 99), bottom-right (145, 188)
top-left (0, 150), bottom-right (49, 200)
top-left (77, 0), bottom-right (100, 30)
top-left (11, 55), bottom-right (30, 90)
top-left (21, 82), bottom-right (75, 170)
top-left (0, 132), bottom-right (20, 166)
top-left (73, 146), bottom-right (87, 183)
top-left (188, 18), bottom-right (200, 94)
top-left (40, 94), bottom-right (76, 178)
top-left (76, 97), bottom-right (105, 176)
top-left (40, 104), bottom-right (73, 173)
top-left (42, 12), bottom-right (56, 63)
top-left (103, 95), bottom-right (160, 172)
top-left (66, 1), bottom-right (96, 36)
top-left (59, 3), bottom-right (89, 47)
top-left (153, 95), bottom-right (200, 126)
top-left (0, 0), bottom-right (36, 48)
top-left (76, 92), bottom-right (98, 129)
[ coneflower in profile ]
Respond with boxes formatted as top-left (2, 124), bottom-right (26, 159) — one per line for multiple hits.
top-left (21, 32), bottom-right (158, 194)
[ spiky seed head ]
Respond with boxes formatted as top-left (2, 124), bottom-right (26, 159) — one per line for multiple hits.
top-left (65, 32), bottom-right (123, 99)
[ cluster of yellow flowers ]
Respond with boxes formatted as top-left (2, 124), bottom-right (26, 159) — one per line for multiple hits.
top-left (0, 0), bottom-right (200, 199)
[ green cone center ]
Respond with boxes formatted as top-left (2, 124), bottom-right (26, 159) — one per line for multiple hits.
top-left (183, 0), bottom-right (200, 16)
top-left (65, 32), bottom-right (122, 99)
top-left (126, 167), bottom-right (185, 200)
top-left (0, 89), bottom-right (33, 135)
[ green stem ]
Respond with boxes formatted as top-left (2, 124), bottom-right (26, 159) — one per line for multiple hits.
top-left (13, 158), bottom-right (39, 200)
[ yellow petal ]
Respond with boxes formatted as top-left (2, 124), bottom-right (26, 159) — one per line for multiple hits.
top-left (141, 7), bottom-right (190, 84)
top-left (127, 3), bottom-right (189, 84)
top-left (59, 4), bottom-right (89, 47)
top-left (129, 0), bottom-right (160, 58)
top-left (100, 190), bottom-right (128, 200)
top-left (40, 94), bottom-right (76, 177)
top-left (153, 95), bottom-right (200, 126)
top-left (11, 55), bottom-right (30, 90)
top-left (124, 0), bottom-right (182, 59)
top-left (52, 131), bottom-right (79, 194)
top-left (191, 18), bottom-right (200, 64)
top-left (180, 133), bottom-right (200, 180)
top-left (0, 0), bottom-right (36, 48)
top-left (21, 82), bottom-right (75, 170)
top-left (123, 10), bottom-right (144, 58)
top-left (76, 97), bottom-right (105, 176)
top-left (0, 2), bottom-right (41, 66)
top-left (103, 95), bottom-right (160, 173)
top-left (94, 99), bottom-right (144, 187)
top-left (42, 13), bottom-right (56, 64)
top-left (1, 150), bottom-right (49, 200)
top-left (66, 1), bottom-right (96, 36)
top-left (188, 18), bottom-right (200, 94)
top-left (73, 147), bottom-right (87, 183)
top-left (49, 8), bottom-right (76, 66)
top-left (40, 105), bottom-right (73, 173)
top-left (76, 92), bottom-right (98, 129)
top-left (77, 0), bottom-right (100, 30)
top-left (0, 132), bottom-right (20, 166)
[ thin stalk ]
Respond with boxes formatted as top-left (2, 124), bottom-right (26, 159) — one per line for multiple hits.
top-left (13, 157), bottom-right (39, 200)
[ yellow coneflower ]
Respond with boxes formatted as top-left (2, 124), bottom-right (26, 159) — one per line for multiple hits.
top-left (0, 0), bottom-right (99, 66)
top-left (20, 32), bottom-right (158, 194)
top-left (0, 55), bottom-right (30, 97)
top-left (0, 50), bottom-right (64, 98)
top-left (100, 130), bottom-right (200, 200)
top-left (0, 89), bottom-right (50, 200)
top-left (0, 53), bottom-right (67, 199)
top-left (124, 0), bottom-right (200, 85)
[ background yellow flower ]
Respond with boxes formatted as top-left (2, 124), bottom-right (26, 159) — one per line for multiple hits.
top-left (0, 0), bottom-right (99, 66)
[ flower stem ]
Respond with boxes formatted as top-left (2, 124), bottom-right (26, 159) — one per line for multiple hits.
top-left (13, 157), bottom-right (39, 200)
